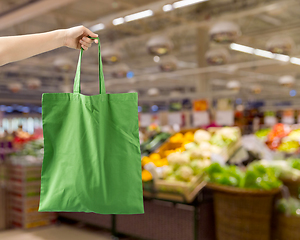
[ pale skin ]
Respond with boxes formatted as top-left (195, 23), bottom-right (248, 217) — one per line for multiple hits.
top-left (0, 25), bottom-right (99, 66)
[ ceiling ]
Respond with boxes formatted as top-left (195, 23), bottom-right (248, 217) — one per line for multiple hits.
top-left (1, 0), bottom-right (300, 107)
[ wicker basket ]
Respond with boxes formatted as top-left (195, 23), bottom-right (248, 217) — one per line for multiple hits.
top-left (207, 183), bottom-right (280, 240)
top-left (281, 178), bottom-right (300, 199)
top-left (275, 214), bottom-right (300, 240)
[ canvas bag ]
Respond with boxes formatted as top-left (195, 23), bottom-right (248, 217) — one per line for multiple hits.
top-left (39, 37), bottom-right (144, 214)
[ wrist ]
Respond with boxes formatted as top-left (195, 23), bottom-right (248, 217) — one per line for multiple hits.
top-left (56, 29), bottom-right (67, 47)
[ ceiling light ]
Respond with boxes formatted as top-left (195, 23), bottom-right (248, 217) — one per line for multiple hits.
top-left (112, 17), bottom-right (125, 25)
top-left (206, 48), bottom-right (230, 65)
top-left (124, 10), bottom-right (153, 22)
top-left (254, 49), bottom-right (274, 59)
top-left (127, 71), bottom-right (134, 79)
top-left (163, 4), bottom-right (173, 12)
top-left (151, 105), bottom-right (159, 112)
top-left (266, 36), bottom-right (294, 55)
top-left (290, 57), bottom-right (300, 65)
top-left (27, 78), bottom-right (41, 90)
top-left (290, 89), bottom-right (297, 97)
top-left (226, 80), bottom-right (240, 90)
top-left (8, 83), bottom-right (23, 93)
top-left (53, 57), bottom-right (73, 71)
top-left (153, 56), bottom-right (160, 62)
top-left (90, 23), bottom-right (105, 32)
top-left (173, 0), bottom-right (208, 9)
top-left (147, 35), bottom-right (173, 55)
top-left (274, 54), bottom-right (290, 62)
top-left (250, 85), bottom-right (262, 94)
top-left (148, 88), bottom-right (160, 96)
top-left (230, 43), bottom-right (254, 54)
top-left (111, 63), bottom-right (130, 78)
top-left (210, 21), bottom-right (241, 43)
top-left (101, 47), bottom-right (121, 64)
top-left (159, 55), bottom-right (178, 72)
top-left (279, 75), bottom-right (295, 87)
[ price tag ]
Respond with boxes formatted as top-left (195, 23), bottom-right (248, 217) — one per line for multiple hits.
top-left (168, 112), bottom-right (182, 126)
top-left (282, 116), bottom-right (294, 125)
top-left (193, 111), bottom-right (209, 127)
top-left (216, 110), bottom-right (234, 126)
top-left (193, 99), bottom-right (208, 111)
top-left (217, 98), bottom-right (233, 110)
top-left (282, 109), bottom-right (294, 125)
top-left (152, 114), bottom-right (160, 126)
top-left (264, 116), bottom-right (277, 126)
top-left (140, 113), bottom-right (152, 127)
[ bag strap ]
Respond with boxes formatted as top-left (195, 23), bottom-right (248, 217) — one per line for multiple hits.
top-left (73, 37), bottom-right (106, 94)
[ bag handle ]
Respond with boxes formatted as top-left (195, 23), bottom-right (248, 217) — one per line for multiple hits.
top-left (73, 37), bottom-right (106, 94)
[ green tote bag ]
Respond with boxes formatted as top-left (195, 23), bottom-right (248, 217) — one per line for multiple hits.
top-left (39, 38), bottom-right (144, 214)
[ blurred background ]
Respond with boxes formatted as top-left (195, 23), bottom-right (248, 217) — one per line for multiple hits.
top-left (1, 0), bottom-right (300, 239)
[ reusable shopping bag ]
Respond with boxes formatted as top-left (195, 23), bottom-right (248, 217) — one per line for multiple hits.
top-left (39, 37), bottom-right (144, 214)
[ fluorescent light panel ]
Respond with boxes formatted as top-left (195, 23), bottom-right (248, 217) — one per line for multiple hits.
top-left (230, 42), bottom-right (299, 65)
top-left (90, 23), bottom-right (105, 32)
top-left (274, 54), bottom-right (290, 62)
top-left (254, 49), bottom-right (274, 59)
top-left (173, 0), bottom-right (208, 9)
top-left (163, 4), bottom-right (173, 12)
top-left (291, 57), bottom-right (300, 65)
top-left (230, 43), bottom-right (254, 54)
top-left (112, 17), bottom-right (124, 25)
top-left (124, 10), bottom-right (153, 22)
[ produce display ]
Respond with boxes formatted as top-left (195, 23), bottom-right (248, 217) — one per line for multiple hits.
top-left (255, 128), bottom-right (271, 141)
top-left (278, 129), bottom-right (300, 153)
top-left (210, 127), bottom-right (239, 148)
top-left (255, 160), bottom-right (300, 181)
top-left (266, 123), bottom-right (291, 150)
top-left (277, 198), bottom-right (300, 216)
top-left (142, 153), bottom-right (168, 182)
top-left (12, 127), bottom-right (41, 148)
top-left (10, 139), bottom-right (44, 165)
top-left (140, 132), bottom-right (171, 156)
top-left (141, 127), bottom-right (240, 184)
top-left (13, 131), bottom-right (31, 143)
top-left (256, 124), bottom-right (300, 153)
top-left (16, 139), bottom-right (44, 158)
top-left (288, 158), bottom-right (300, 171)
top-left (277, 140), bottom-right (299, 153)
top-left (205, 161), bottom-right (282, 190)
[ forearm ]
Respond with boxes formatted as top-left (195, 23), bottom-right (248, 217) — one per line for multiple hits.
top-left (0, 29), bottom-right (66, 66)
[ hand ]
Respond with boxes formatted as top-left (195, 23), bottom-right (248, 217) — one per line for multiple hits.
top-left (63, 25), bottom-right (99, 50)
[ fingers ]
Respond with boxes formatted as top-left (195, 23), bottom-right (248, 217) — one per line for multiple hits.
top-left (81, 45), bottom-right (88, 51)
top-left (83, 27), bottom-right (98, 38)
top-left (79, 36), bottom-right (93, 50)
top-left (76, 26), bottom-right (99, 50)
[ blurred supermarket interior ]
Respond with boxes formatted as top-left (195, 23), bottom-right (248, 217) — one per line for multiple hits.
top-left (2, 0), bottom-right (300, 239)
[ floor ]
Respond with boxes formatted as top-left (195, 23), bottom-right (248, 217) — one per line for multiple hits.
top-left (0, 225), bottom-right (112, 240)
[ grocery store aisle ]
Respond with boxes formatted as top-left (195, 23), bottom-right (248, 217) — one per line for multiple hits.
top-left (0, 225), bottom-right (111, 240)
